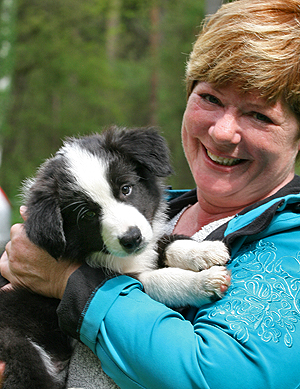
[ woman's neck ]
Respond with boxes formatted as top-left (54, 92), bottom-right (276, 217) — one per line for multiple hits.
top-left (173, 175), bottom-right (296, 237)
top-left (173, 201), bottom-right (243, 236)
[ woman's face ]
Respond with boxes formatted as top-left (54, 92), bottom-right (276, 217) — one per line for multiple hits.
top-left (182, 82), bottom-right (300, 211)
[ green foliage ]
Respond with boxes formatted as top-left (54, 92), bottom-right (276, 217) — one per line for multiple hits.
top-left (158, 0), bottom-right (205, 189)
top-left (1, 0), bottom-right (206, 222)
top-left (0, 0), bottom-right (17, 137)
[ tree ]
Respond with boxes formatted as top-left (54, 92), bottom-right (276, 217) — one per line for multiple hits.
top-left (149, 1), bottom-right (160, 126)
top-left (106, 0), bottom-right (121, 61)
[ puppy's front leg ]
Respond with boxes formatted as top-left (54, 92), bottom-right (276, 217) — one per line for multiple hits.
top-left (161, 238), bottom-right (230, 271)
top-left (138, 266), bottom-right (230, 308)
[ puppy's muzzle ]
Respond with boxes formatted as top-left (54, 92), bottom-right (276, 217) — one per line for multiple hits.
top-left (119, 226), bottom-right (143, 254)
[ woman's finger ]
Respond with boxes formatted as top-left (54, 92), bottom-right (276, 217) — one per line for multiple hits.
top-left (0, 361), bottom-right (6, 388)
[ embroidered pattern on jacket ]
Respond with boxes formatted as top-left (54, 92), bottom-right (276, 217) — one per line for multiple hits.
top-left (208, 240), bottom-right (300, 348)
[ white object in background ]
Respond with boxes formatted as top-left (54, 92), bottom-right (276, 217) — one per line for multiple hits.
top-left (0, 187), bottom-right (11, 253)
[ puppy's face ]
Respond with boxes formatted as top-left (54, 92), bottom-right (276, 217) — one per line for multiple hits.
top-left (60, 150), bottom-right (158, 262)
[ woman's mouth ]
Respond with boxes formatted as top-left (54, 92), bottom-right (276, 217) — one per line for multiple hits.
top-left (206, 150), bottom-right (242, 166)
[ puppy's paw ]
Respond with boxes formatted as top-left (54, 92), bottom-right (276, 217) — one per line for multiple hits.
top-left (198, 265), bottom-right (231, 303)
top-left (165, 239), bottom-right (230, 271)
top-left (192, 240), bottom-right (230, 269)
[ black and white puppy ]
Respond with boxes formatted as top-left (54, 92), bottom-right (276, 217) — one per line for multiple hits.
top-left (23, 126), bottom-right (230, 307)
top-left (0, 126), bottom-right (230, 388)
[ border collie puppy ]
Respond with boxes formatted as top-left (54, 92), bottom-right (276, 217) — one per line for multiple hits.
top-left (0, 127), bottom-right (230, 388)
top-left (23, 126), bottom-right (230, 306)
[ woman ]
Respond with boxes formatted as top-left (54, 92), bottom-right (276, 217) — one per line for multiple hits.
top-left (1, 0), bottom-right (300, 388)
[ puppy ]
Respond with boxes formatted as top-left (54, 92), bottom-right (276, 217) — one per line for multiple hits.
top-left (0, 127), bottom-right (230, 388)
top-left (23, 126), bottom-right (230, 306)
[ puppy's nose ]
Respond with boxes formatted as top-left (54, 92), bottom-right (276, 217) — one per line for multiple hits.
top-left (119, 227), bottom-right (143, 253)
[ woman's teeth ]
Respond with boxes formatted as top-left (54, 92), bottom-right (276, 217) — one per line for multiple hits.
top-left (207, 150), bottom-right (241, 166)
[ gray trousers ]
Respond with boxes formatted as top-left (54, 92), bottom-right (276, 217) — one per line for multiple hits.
top-left (67, 342), bottom-right (120, 389)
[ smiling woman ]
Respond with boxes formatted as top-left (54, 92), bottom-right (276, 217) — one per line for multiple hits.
top-left (179, 81), bottom-right (300, 226)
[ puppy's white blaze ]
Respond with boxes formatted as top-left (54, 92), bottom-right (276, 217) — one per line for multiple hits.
top-left (63, 142), bottom-right (155, 273)
top-left (62, 143), bottom-right (113, 207)
top-left (102, 201), bottom-right (153, 256)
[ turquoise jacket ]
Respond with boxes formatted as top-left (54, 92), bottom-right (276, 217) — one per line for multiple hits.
top-left (58, 177), bottom-right (300, 389)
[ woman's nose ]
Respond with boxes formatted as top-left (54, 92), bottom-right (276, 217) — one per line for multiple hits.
top-left (208, 111), bottom-right (241, 145)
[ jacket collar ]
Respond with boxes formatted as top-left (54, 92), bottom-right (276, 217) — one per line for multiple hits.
top-left (168, 175), bottom-right (300, 250)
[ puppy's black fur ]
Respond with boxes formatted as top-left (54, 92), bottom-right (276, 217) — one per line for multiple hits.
top-left (0, 287), bottom-right (73, 389)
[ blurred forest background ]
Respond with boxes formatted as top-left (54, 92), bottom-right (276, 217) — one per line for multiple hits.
top-left (0, 0), bottom-right (225, 222)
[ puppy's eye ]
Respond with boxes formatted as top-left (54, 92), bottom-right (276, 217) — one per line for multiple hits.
top-left (84, 211), bottom-right (96, 219)
top-left (121, 185), bottom-right (132, 196)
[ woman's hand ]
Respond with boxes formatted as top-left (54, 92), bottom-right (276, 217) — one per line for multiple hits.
top-left (0, 207), bottom-right (80, 299)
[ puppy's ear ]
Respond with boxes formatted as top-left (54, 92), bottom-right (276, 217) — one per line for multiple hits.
top-left (110, 127), bottom-right (173, 177)
top-left (23, 158), bottom-right (66, 259)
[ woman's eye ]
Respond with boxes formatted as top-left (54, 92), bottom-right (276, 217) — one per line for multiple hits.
top-left (200, 93), bottom-right (222, 106)
top-left (252, 112), bottom-right (273, 124)
top-left (121, 185), bottom-right (132, 196)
